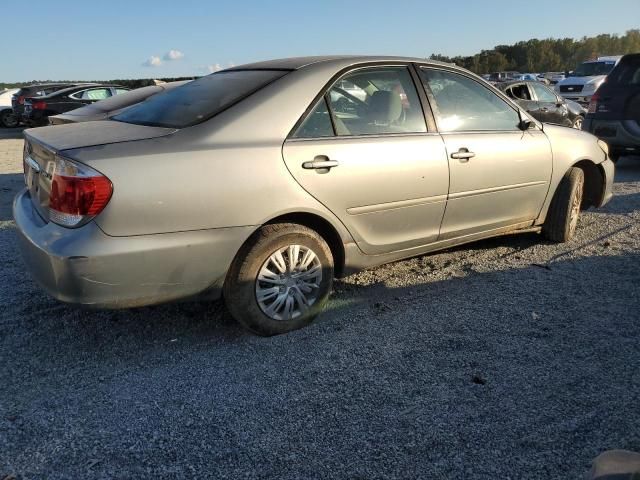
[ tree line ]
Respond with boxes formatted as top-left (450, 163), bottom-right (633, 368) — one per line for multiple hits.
top-left (430, 29), bottom-right (640, 74)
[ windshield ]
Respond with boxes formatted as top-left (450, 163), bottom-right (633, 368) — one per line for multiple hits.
top-left (113, 70), bottom-right (288, 128)
top-left (573, 61), bottom-right (616, 77)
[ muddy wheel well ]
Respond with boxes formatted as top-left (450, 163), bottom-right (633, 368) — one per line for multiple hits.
top-left (574, 160), bottom-right (605, 209)
top-left (264, 213), bottom-right (346, 277)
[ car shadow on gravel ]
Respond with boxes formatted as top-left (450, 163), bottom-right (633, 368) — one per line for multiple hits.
top-left (2, 250), bottom-right (639, 479)
top-left (4, 248), bottom-right (639, 365)
top-left (0, 173), bottom-right (23, 221)
top-left (0, 127), bottom-right (25, 140)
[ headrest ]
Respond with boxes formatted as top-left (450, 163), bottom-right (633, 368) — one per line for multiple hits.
top-left (368, 90), bottom-right (402, 124)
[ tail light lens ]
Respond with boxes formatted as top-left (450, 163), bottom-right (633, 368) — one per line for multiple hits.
top-left (49, 156), bottom-right (113, 228)
top-left (587, 93), bottom-right (599, 114)
top-left (32, 100), bottom-right (47, 110)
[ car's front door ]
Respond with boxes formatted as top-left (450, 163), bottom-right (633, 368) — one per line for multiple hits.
top-left (418, 67), bottom-right (552, 239)
top-left (282, 65), bottom-right (450, 255)
top-left (530, 81), bottom-right (570, 126)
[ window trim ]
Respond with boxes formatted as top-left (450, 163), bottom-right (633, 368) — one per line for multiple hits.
top-left (287, 62), bottom-right (433, 140)
top-left (416, 64), bottom-right (540, 134)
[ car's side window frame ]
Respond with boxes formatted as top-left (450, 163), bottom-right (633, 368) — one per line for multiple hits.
top-left (415, 64), bottom-right (535, 134)
top-left (287, 62), bottom-right (437, 141)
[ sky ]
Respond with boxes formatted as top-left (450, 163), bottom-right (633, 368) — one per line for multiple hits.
top-left (3, 0), bottom-right (640, 82)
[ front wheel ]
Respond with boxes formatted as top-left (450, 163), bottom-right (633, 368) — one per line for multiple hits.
top-left (223, 223), bottom-right (334, 336)
top-left (543, 167), bottom-right (584, 243)
top-left (0, 109), bottom-right (18, 128)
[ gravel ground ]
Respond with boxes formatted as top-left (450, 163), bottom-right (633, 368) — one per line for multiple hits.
top-left (1, 136), bottom-right (639, 479)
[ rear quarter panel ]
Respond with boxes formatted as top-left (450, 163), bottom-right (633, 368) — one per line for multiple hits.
top-left (66, 132), bottom-right (354, 244)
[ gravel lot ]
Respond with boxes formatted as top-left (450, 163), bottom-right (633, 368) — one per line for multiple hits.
top-left (1, 133), bottom-right (639, 479)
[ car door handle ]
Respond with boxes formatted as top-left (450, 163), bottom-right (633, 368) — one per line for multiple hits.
top-left (302, 156), bottom-right (339, 170)
top-left (450, 148), bottom-right (475, 162)
top-left (540, 107), bottom-right (549, 112)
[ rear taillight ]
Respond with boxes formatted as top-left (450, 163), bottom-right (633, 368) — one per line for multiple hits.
top-left (32, 100), bottom-right (47, 110)
top-left (49, 156), bottom-right (113, 228)
top-left (587, 93), bottom-right (600, 114)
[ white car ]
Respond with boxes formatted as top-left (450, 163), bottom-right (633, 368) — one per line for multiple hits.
top-left (555, 56), bottom-right (622, 106)
top-left (0, 88), bottom-right (19, 127)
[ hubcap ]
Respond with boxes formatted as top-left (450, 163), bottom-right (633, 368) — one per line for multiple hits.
top-left (255, 245), bottom-right (322, 321)
top-left (1, 111), bottom-right (18, 128)
top-left (569, 176), bottom-right (584, 236)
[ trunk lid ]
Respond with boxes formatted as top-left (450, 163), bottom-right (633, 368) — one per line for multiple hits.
top-left (23, 120), bottom-right (174, 222)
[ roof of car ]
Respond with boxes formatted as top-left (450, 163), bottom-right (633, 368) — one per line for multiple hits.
top-left (38, 84), bottom-right (125, 98)
top-left (226, 55), bottom-right (455, 71)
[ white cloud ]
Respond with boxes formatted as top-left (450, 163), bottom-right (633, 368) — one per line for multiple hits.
top-left (164, 49), bottom-right (185, 61)
top-left (207, 63), bottom-right (222, 73)
top-left (143, 55), bottom-right (162, 67)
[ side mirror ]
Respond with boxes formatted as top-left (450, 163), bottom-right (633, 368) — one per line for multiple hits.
top-left (518, 111), bottom-right (534, 130)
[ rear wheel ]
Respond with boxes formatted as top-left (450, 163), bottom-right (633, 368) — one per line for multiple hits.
top-left (223, 223), bottom-right (334, 336)
top-left (543, 167), bottom-right (584, 243)
top-left (0, 109), bottom-right (18, 128)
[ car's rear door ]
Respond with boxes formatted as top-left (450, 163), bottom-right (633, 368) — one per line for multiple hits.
top-left (282, 65), bottom-right (450, 255)
top-left (592, 55), bottom-right (640, 143)
top-left (417, 67), bottom-right (552, 240)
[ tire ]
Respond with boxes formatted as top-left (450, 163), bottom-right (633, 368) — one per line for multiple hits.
top-left (0, 109), bottom-right (18, 128)
top-left (543, 167), bottom-right (584, 243)
top-left (572, 115), bottom-right (584, 130)
top-left (223, 223), bottom-right (334, 336)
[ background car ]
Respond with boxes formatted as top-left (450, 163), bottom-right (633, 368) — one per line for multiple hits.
top-left (555, 56), bottom-right (622, 106)
top-left (487, 71), bottom-right (521, 83)
top-left (48, 81), bottom-right (190, 125)
top-left (542, 72), bottom-right (566, 85)
top-left (0, 88), bottom-right (19, 127)
top-left (22, 84), bottom-right (129, 126)
top-left (499, 80), bottom-right (586, 129)
top-left (14, 56), bottom-right (613, 336)
top-left (11, 83), bottom-right (89, 121)
top-left (583, 53), bottom-right (640, 162)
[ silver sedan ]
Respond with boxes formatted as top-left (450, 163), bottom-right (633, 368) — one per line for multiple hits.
top-left (14, 56), bottom-right (614, 335)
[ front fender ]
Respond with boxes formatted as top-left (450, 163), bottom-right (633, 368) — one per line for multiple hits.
top-left (536, 124), bottom-right (609, 225)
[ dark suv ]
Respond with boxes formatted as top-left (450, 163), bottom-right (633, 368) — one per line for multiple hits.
top-left (583, 54), bottom-right (640, 162)
top-left (11, 83), bottom-right (90, 120)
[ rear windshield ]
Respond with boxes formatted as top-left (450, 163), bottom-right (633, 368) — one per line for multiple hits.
top-left (112, 70), bottom-right (289, 128)
top-left (607, 56), bottom-right (640, 86)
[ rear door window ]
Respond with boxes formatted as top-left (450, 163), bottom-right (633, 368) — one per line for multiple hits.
top-left (326, 66), bottom-right (427, 136)
top-left (78, 88), bottom-right (112, 100)
top-left (113, 70), bottom-right (288, 128)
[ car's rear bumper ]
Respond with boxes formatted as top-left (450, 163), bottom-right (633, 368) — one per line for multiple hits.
top-left (13, 189), bottom-right (254, 308)
top-left (583, 119), bottom-right (640, 154)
